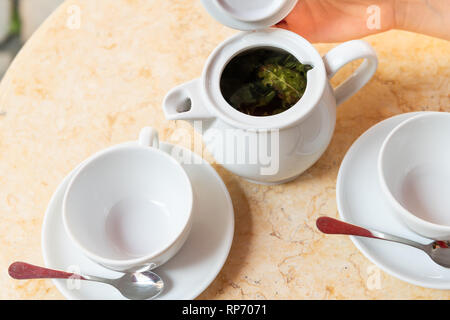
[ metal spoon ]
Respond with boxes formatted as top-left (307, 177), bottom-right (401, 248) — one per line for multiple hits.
top-left (316, 217), bottom-right (450, 268)
top-left (8, 261), bottom-right (164, 300)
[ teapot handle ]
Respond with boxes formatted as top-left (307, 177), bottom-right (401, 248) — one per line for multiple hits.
top-left (163, 79), bottom-right (215, 120)
top-left (322, 40), bottom-right (378, 106)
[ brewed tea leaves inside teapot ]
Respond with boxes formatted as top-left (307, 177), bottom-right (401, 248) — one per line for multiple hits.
top-left (220, 48), bottom-right (312, 116)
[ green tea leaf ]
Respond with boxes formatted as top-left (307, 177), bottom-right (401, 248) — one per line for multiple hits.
top-left (258, 64), bottom-right (307, 107)
top-left (229, 82), bottom-right (276, 115)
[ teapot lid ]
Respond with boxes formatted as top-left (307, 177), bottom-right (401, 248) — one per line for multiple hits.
top-left (201, 0), bottom-right (297, 31)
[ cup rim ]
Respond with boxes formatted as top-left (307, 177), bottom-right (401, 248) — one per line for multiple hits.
top-left (201, 28), bottom-right (327, 130)
top-left (378, 112), bottom-right (450, 232)
top-left (62, 142), bottom-right (194, 267)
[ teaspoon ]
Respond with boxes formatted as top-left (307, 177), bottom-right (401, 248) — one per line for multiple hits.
top-left (316, 217), bottom-right (450, 268)
top-left (8, 261), bottom-right (164, 300)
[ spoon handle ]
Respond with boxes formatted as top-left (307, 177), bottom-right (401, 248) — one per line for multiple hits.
top-left (316, 216), bottom-right (376, 238)
top-left (8, 262), bottom-right (85, 280)
top-left (316, 217), bottom-right (428, 251)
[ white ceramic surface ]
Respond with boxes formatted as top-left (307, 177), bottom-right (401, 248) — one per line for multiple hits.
top-left (42, 142), bottom-right (234, 299)
top-left (163, 29), bottom-right (377, 184)
top-left (63, 128), bottom-right (193, 272)
top-left (201, 0), bottom-right (297, 30)
top-left (337, 112), bottom-right (450, 289)
top-left (379, 112), bottom-right (450, 240)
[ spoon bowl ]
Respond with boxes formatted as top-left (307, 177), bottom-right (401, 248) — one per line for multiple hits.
top-left (114, 270), bottom-right (164, 300)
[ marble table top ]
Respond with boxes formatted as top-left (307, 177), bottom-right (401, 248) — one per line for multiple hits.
top-left (0, 0), bottom-right (449, 299)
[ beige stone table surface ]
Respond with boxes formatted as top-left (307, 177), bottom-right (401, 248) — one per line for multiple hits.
top-left (0, 0), bottom-right (449, 300)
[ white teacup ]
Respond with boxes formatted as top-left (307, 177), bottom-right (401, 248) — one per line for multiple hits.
top-left (378, 112), bottom-right (450, 240)
top-left (63, 127), bottom-right (193, 272)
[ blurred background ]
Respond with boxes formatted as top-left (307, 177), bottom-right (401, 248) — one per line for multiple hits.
top-left (0, 0), bottom-right (63, 78)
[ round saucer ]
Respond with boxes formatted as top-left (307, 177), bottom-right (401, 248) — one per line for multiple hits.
top-left (42, 142), bottom-right (234, 299)
top-left (337, 112), bottom-right (450, 289)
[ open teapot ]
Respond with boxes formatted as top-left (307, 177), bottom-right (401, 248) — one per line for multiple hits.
top-left (163, 0), bottom-right (378, 184)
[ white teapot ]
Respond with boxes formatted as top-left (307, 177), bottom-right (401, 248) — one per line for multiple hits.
top-left (163, 0), bottom-right (377, 184)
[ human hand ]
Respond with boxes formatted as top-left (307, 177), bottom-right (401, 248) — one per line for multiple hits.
top-left (275, 0), bottom-right (450, 42)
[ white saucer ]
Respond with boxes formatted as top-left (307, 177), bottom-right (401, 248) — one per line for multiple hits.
top-left (337, 112), bottom-right (450, 289)
top-left (42, 142), bottom-right (234, 299)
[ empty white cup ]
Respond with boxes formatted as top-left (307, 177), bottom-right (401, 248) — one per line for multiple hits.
top-left (378, 112), bottom-right (450, 240)
top-left (63, 127), bottom-right (193, 272)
